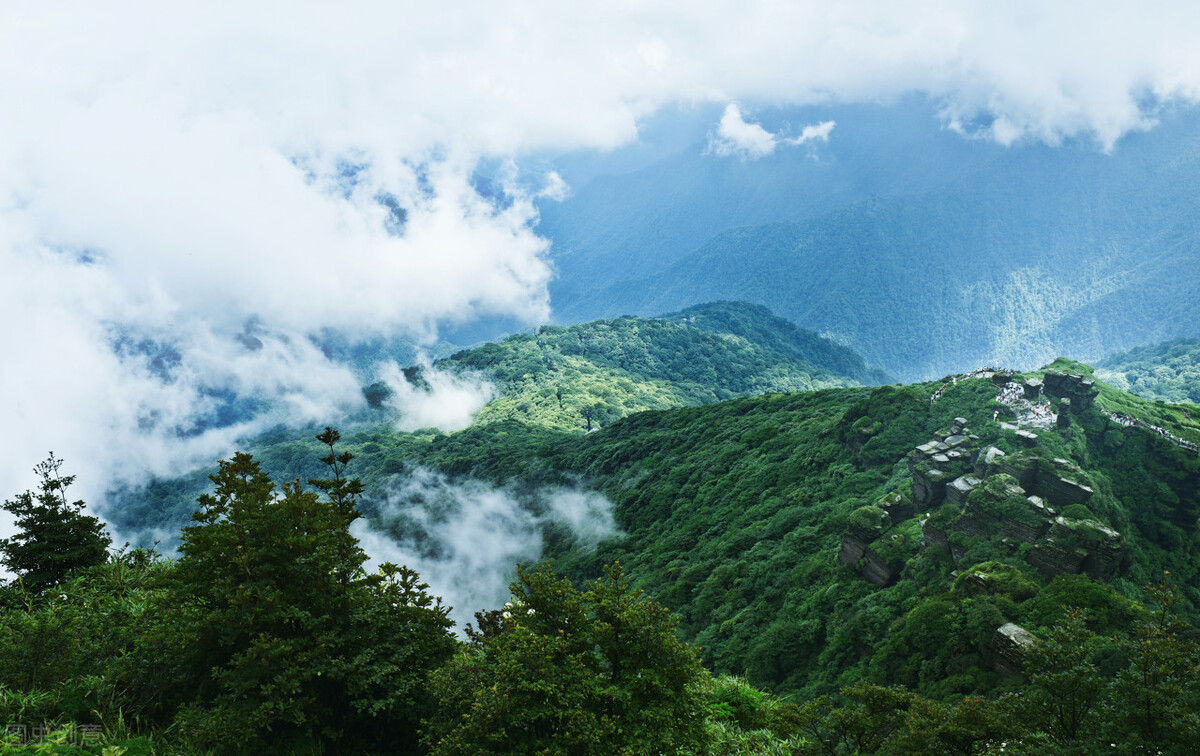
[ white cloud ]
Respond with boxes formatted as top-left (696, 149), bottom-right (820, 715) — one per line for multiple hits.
top-left (789, 120), bottom-right (837, 146)
top-left (351, 468), bottom-right (619, 628)
top-left (378, 360), bottom-right (496, 433)
top-left (708, 103), bottom-right (780, 159)
top-left (5, 0), bottom-right (1200, 542)
top-left (708, 104), bottom-right (835, 159)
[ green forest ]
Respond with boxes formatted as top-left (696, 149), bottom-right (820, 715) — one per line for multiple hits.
top-left (393, 301), bottom-right (886, 432)
top-left (3, 311), bottom-right (1200, 753)
top-left (1097, 337), bottom-right (1200, 404)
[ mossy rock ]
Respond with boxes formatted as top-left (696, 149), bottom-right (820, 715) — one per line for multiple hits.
top-left (849, 505), bottom-right (890, 535)
top-left (953, 560), bottom-right (1038, 601)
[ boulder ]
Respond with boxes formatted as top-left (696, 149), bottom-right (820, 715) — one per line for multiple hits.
top-left (1022, 378), bottom-right (1043, 400)
top-left (992, 623), bottom-right (1036, 676)
top-left (945, 475), bottom-right (982, 508)
top-left (838, 534), bottom-right (868, 567)
top-left (974, 446), bottom-right (1007, 477)
top-left (912, 466), bottom-right (949, 511)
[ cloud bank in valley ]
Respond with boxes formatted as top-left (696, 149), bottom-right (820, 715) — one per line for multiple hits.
top-left (350, 468), bottom-right (619, 627)
top-left (5, 1), bottom-right (1200, 539)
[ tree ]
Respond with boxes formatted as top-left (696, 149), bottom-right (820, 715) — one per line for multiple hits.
top-left (1106, 577), bottom-right (1200, 750)
top-left (423, 561), bottom-right (712, 755)
top-left (1, 453), bottom-right (110, 595)
top-left (158, 431), bottom-right (454, 753)
top-left (1020, 607), bottom-right (1106, 747)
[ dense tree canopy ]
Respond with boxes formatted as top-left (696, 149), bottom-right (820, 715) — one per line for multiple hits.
top-left (423, 562), bottom-right (712, 756)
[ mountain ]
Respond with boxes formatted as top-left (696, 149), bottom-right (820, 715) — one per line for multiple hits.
top-left (110, 346), bottom-right (1200, 704)
top-left (1097, 337), bottom-right (1200, 404)
top-left (60, 338), bottom-right (1200, 750)
top-left (538, 101), bottom-right (1200, 381)
top-left (107, 302), bottom-right (885, 535)
top-left (414, 300), bottom-right (889, 432)
top-left (387, 358), bottom-right (1199, 701)
top-left (538, 97), bottom-right (1001, 315)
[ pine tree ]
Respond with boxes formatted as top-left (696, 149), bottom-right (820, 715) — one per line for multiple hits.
top-left (1, 453), bottom-right (111, 595)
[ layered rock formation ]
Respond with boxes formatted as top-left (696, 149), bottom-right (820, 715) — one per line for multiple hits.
top-left (1043, 371), bottom-right (1099, 411)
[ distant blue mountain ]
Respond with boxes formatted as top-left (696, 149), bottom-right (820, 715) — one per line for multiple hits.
top-left (535, 98), bottom-right (1200, 381)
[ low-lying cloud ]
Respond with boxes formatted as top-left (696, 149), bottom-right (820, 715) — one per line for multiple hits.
top-left (350, 468), bottom-right (619, 628)
top-left (377, 360), bottom-right (496, 433)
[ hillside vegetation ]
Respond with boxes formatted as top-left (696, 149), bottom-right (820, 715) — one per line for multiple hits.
top-left (407, 301), bottom-right (887, 433)
top-left (375, 360), bottom-right (1199, 700)
top-left (1097, 337), bottom-right (1200, 404)
top-left (7, 352), bottom-right (1200, 752)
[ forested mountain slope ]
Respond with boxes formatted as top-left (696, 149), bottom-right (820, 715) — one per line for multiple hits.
top-left (62, 354), bottom-right (1200, 752)
top-left (1097, 337), bottom-right (1200, 404)
top-left (368, 359), bottom-right (1199, 703)
top-left (126, 354), bottom-right (1200, 701)
top-left (108, 302), bottom-right (885, 534)
top-left (540, 97), bottom-right (998, 311)
top-left (421, 300), bottom-right (888, 431)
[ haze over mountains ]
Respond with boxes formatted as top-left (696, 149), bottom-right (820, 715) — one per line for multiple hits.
top-left (537, 98), bottom-right (1200, 380)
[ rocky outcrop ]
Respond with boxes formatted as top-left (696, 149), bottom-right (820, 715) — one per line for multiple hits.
top-left (877, 491), bottom-right (914, 524)
top-left (974, 446), bottom-right (1007, 477)
top-left (1015, 429), bottom-right (1039, 446)
top-left (991, 623), bottom-right (1035, 676)
top-left (838, 533), bottom-right (903, 586)
top-left (1027, 538), bottom-right (1088, 578)
top-left (945, 475), bottom-right (982, 508)
top-left (1033, 458), bottom-right (1094, 507)
top-left (993, 453), bottom-right (1038, 490)
top-left (1057, 398), bottom-right (1072, 428)
top-left (1032, 516), bottom-right (1123, 580)
top-left (1043, 371), bottom-right (1098, 411)
top-left (858, 548), bottom-right (898, 587)
top-left (1022, 378), bottom-right (1043, 400)
top-left (921, 519), bottom-right (952, 553)
top-left (838, 534), bottom-right (868, 567)
top-left (912, 464), bottom-right (949, 511)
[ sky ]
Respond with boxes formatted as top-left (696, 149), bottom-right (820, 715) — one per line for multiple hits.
top-left (4, 1), bottom-right (1200, 538)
